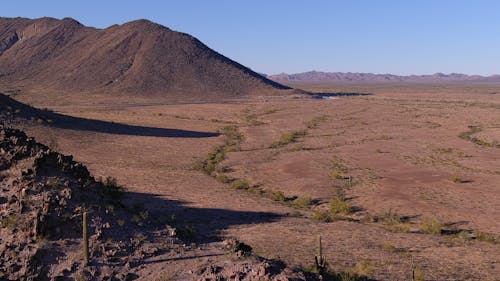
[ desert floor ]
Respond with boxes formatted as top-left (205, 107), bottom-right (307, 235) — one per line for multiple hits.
top-left (13, 83), bottom-right (500, 280)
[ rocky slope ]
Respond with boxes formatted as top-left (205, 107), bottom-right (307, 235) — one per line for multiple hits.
top-left (0, 125), bottom-right (309, 280)
top-left (0, 17), bottom-right (298, 101)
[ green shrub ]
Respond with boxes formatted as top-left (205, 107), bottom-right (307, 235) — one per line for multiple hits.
top-left (195, 145), bottom-right (226, 175)
top-left (329, 199), bottom-right (352, 216)
top-left (312, 210), bottom-right (332, 222)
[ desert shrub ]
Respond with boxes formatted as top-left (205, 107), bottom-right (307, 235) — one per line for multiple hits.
top-left (0, 214), bottom-right (17, 228)
top-left (230, 179), bottom-right (250, 190)
top-left (420, 218), bottom-right (442, 235)
top-left (271, 191), bottom-right (287, 202)
top-left (215, 174), bottom-right (231, 183)
top-left (46, 177), bottom-right (62, 189)
top-left (220, 125), bottom-right (243, 147)
top-left (473, 231), bottom-right (498, 244)
top-left (329, 199), bottom-right (352, 216)
top-left (312, 199), bottom-right (352, 222)
top-left (312, 210), bottom-right (332, 222)
top-left (101, 176), bottom-right (126, 199)
top-left (330, 172), bottom-right (346, 180)
top-left (292, 196), bottom-right (312, 208)
top-left (270, 130), bottom-right (307, 148)
top-left (448, 176), bottom-right (466, 183)
top-left (305, 115), bottom-right (329, 129)
top-left (195, 145), bottom-right (226, 175)
top-left (377, 209), bottom-right (411, 233)
top-left (178, 224), bottom-right (198, 240)
top-left (352, 261), bottom-right (372, 279)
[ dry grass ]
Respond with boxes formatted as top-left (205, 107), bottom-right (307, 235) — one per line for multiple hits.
top-left (420, 219), bottom-right (442, 235)
top-left (270, 130), bottom-right (307, 148)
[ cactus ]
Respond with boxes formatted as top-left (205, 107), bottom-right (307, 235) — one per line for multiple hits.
top-left (314, 235), bottom-right (326, 273)
top-left (83, 211), bottom-right (89, 266)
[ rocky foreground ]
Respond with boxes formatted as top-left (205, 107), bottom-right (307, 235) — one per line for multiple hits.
top-left (0, 125), bottom-right (308, 280)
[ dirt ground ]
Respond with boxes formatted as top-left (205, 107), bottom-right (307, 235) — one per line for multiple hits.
top-left (11, 83), bottom-right (500, 280)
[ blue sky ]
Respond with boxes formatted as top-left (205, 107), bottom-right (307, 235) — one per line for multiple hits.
top-left (2, 1), bottom-right (499, 75)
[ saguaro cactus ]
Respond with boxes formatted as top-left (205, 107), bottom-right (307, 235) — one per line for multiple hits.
top-left (315, 235), bottom-right (326, 273)
top-left (83, 211), bottom-right (89, 266)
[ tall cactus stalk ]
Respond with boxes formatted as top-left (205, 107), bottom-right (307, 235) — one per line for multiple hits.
top-left (315, 235), bottom-right (326, 273)
top-left (83, 211), bottom-right (89, 266)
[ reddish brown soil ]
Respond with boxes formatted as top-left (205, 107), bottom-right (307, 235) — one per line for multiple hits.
top-left (3, 83), bottom-right (500, 280)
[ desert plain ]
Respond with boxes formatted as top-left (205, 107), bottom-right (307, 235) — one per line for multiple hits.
top-left (4, 82), bottom-right (498, 280)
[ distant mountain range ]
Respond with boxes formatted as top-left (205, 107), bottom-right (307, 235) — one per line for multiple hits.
top-left (268, 71), bottom-right (500, 83)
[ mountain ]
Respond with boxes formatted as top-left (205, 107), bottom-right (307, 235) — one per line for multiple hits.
top-left (0, 17), bottom-right (298, 101)
top-left (269, 71), bottom-right (500, 83)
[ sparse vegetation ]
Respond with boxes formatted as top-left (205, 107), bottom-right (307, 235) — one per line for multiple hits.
top-left (412, 266), bottom-right (425, 281)
top-left (1, 214), bottom-right (17, 229)
top-left (270, 130), bottom-right (307, 148)
top-left (459, 125), bottom-right (500, 148)
top-left (420, 218), bottom-right (442, 235)
top-left (178, 224), bottom-right (198, 240)
top-left (292, 196), bottom-right (313, 208)
top-left (448, 176), bottom-right (467, 183)
top-left (351, 261), bottom-right (372, 279)
top-left (312, 199), bottom-right (353, 222)
top-left (196, 145), bottom-right (226, 175)
top-left (215, 174), bottom-right (231, 183)
top-left (473, 231), bottom-right (498, 244)
top-left (305, 115), bottom-right (329, 129)
top-left (375, 209), bottom-right (412, 233)
top-left (271, 191), bottom-right (287, 202)
top-left (220, 125), bottom-right (243, 148)
top-left (100, 176), bottom-right (126, 199)
top-left (230, 179), bottom-right (250, 190)
top-left (329, 199), bottom-right (352, 216)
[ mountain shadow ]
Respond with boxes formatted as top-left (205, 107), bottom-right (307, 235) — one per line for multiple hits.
top-left (0, 93), bottom-right (219, 138)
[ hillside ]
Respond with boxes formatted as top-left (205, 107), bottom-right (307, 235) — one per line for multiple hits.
top-left (0, 17), bottom-right (298, 101)
top-left (269, 71), bottom-right (500, 83)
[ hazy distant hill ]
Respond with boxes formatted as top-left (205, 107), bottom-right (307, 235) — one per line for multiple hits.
top-left (0, 17), bottom-right (297, 101)
top-left (269, 71), bottom-right (500, 83)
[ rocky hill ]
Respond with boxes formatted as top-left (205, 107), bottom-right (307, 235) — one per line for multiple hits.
top-left (0, 17), bottom-right (298, 101)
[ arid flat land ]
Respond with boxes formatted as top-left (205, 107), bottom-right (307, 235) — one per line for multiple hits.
top-left (13, 83), bottom-right (500, 280)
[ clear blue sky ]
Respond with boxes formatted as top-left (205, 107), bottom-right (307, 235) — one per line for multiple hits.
top-left (3, 0), bottom-right (500, 75)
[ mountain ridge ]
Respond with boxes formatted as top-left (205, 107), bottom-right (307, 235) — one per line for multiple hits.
top-left (269, 70), bottom-right (500, 83)
top-left (0, 17), bottom-right (296, 101)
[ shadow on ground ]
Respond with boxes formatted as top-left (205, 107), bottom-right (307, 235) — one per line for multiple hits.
top-left (122, 192), bottom-right (283, 243)
top-left (0, 93), bottom-right (219, 138)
